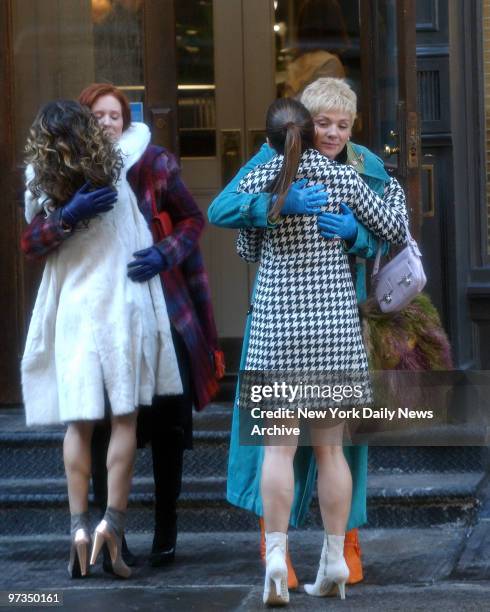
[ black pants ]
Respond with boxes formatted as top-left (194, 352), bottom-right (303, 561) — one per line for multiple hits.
top-left (91, 327), bottom-right (192, 546)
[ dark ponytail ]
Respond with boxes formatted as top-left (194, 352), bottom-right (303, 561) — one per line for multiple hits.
top-left (266, 98), bottom-right (314, 218)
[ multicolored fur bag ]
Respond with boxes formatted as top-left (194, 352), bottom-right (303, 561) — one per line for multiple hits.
top-left (360, 293), bottom-right (453, 371)
top-left (357, 293), bottom-right (453, 436)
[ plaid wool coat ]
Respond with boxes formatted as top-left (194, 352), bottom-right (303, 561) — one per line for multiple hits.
top-left (21, 144), bottom-right (220, 411)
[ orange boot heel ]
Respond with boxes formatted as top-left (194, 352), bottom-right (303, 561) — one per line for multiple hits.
top-left (344, 528), bottom-right (363, 584)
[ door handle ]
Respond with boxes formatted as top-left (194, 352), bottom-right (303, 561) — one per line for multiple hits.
top-left (384, 145), bottom-right (400, 157)
top-left (221, 129), bottom-right (242, 185)
top-left (422, 163), bottom-right (435, 218)
top-left (383, 130), bottom-right (400, 158)
top-left (149, 107), bottom-right (176, 152)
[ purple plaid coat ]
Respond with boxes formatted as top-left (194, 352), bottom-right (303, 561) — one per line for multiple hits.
top-left (21, 144), bottom-right (220, 411)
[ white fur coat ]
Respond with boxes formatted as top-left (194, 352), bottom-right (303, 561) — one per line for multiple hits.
top-left (22, 122), bottom-right (182, 426)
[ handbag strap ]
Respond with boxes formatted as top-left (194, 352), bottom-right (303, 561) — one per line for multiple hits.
top-left (150, 190), bottom-right (159, 219)
top-left (372, 242), bottom-right (383, 278)
top-left (371, 221), bottom-right (417, 279)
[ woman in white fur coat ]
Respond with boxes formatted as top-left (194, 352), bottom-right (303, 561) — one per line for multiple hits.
top-left (22, 100), bottom-right (182, 579)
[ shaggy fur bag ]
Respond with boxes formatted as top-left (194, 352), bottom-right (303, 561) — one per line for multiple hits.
top-left (357, 294), bottom-right (454, 438)
top-left (360, 293), bottom-right (453, 371)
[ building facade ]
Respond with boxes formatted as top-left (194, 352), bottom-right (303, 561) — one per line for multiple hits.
top-left (0, 0), bottom-right (488, 404)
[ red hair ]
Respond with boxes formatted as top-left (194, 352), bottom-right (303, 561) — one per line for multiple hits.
top-left (78, 83), bottom-right (132, 131)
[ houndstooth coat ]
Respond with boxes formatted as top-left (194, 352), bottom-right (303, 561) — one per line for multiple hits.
top-left (237, 148), bottom-right (408, 372)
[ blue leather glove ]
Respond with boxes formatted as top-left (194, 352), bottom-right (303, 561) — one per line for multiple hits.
top-left (279, 178), bottom-right (328, 216)
top-left (61, 182), bottom-right (117, 227)
top-left (127, 246), bottom-right (167, 282)
top-left (317, 203), bottom-right (358, 242)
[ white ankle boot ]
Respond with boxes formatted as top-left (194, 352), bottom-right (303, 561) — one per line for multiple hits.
top-left (304, 533), bottom-right (349, 599)
top-left (263, 531), bottom-right (289, 606)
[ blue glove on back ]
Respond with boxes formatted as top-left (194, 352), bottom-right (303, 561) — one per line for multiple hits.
top-left (127, 246), bottom-right (167, 282)
top-left (317, 203), bottom-right (358, 242)
top-left (279, 178), bottom-right (328, 216)
top-left (61, 182), bottom-right (117, 227)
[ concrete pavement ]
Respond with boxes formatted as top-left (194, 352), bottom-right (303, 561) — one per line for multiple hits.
top-left (1, 525), bottom-right (489, 611)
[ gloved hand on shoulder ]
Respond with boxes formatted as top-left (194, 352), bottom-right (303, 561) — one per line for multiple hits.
top-left (278, 178), bottom-right (328, 216)
top-left (60, 182), bottom-right (117, 228)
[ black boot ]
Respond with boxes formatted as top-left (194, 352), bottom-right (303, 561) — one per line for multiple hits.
top-left (150, 528), bottom-right (177, 566)
top-left (149, 428), bottom-right (184, 567)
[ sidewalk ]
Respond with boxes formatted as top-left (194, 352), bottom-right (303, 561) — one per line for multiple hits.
top-left (1, 525), bottom-right (489, 611)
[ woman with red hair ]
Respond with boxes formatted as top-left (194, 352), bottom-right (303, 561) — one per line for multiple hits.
top-left (21, 84), bottom-right (221, 576)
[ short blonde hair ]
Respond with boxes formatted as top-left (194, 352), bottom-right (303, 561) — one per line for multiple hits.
top-left (300, 78), bottom-right (357, 124)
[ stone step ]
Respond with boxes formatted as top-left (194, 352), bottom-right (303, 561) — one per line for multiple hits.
top-left (0, 471), bottom-right (484, 535)
top-left (0, 430), bottom-right (230, 480)
top-left (213, 374), bottom-right (237, 403)
top-left (0, 403), bottom-right (233, 434)
top-left (0, 422), bottom-right (485, 479)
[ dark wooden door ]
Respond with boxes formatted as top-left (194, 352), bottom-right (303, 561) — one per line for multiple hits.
top-left (0, 0), bottom-right (20, 404)
top-left (361, 0), bottom-right (422, 235)
top-left (0, 0), bottom-right (178, 404)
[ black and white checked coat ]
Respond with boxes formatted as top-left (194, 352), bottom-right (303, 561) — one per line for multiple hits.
top-left (237, 148), bottom-right (408, 372)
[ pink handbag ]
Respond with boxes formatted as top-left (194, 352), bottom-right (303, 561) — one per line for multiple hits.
top-left (372, 226), bottom-right (427, 313)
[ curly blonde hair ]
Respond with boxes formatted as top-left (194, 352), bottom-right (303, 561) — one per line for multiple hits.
top-left (25, 100), bottom-right (122, 206)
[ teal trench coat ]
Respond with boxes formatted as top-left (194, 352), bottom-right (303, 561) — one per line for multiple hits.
top-left (208, 142), bottom-right (390, 529)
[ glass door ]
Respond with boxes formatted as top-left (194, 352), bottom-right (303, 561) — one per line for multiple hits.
top-left (271, 0), bottom-right (421, 230)
top-left (178, 0), bottom-right (421, 355)
top-left (177, 0), bottom-right (276, 347)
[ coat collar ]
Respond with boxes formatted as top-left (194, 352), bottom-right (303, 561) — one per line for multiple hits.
top-left (118, 122), bottom-right (151, 170)
top-left (346, 141), bottom-right (390, 184)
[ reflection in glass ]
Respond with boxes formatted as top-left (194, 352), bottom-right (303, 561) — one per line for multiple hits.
top-left (274, 0), bottom-right (359, 98)
top-left (176, 0), bottom-right (216, 157)
top-left (274, 0), bottom-right (361, 140)
top-left (376, 0), bottom-right (398, 156)
top-left (92, 0), bottom-right (144, 104)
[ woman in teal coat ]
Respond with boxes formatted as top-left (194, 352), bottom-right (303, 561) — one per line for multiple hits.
top-left (208, 78), bottom-right (403, 588)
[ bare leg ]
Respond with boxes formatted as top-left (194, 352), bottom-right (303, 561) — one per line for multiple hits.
top-left (261, 442), bottom-right (297, 605)
top-left (261, 444), bottom-right (297, 532)
top-left (312, 424), bottom-right (352, 535)
top-left (304, 424), bottom-right (352, 598)
top-left (106, 412), bottom-right (138, 511)
top-left (64, 421), bottom-right (94, 514)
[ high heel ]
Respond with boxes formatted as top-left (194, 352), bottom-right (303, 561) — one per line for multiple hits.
top-left (304, 534), bottom-right (349, 599)
top-left (263, 532), bottom-right (289, 606)
top-left (260, 518), bottom-right (298, 591)
top-left (68, 528), bottom-right (90, 578)
top-left (90, 519), bottom-right (131, 578)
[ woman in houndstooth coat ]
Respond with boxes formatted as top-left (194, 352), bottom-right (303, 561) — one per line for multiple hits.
top-left (237, 98), bottom-right (408, 605)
